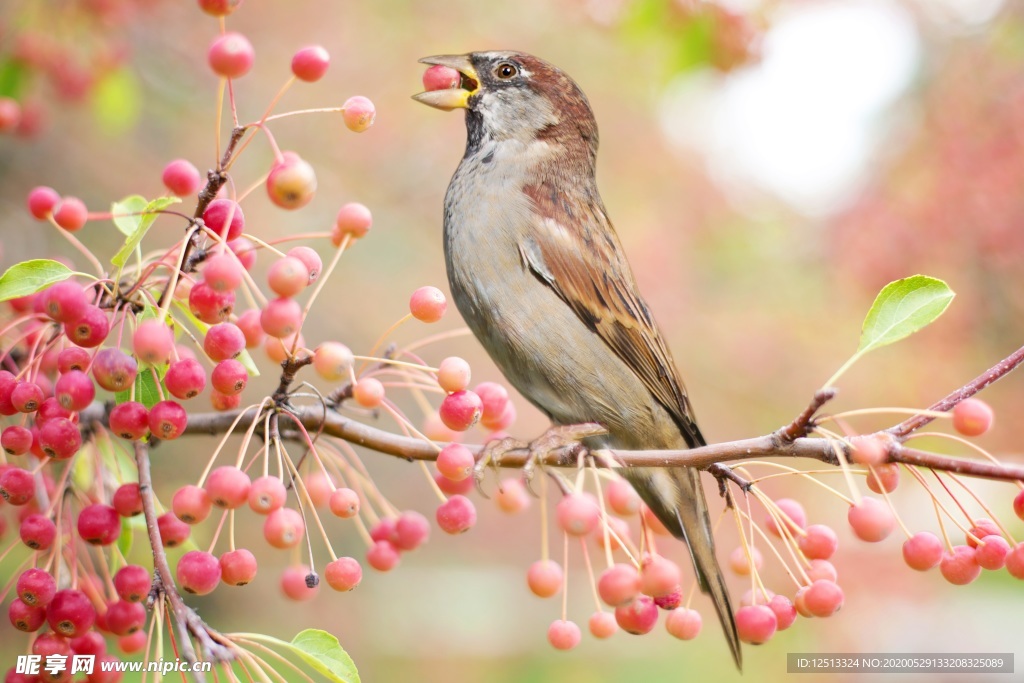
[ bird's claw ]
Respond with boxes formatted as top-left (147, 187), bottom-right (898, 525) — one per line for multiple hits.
top-left (521, 422), bottom-right (607, 497)
top-left (474, 436), bottom-right (527, 498)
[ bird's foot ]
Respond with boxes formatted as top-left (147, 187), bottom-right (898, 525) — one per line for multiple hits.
top-left (521, 423), bottom-right (607, 495)
top-left (474, 436), bottom-right (528, 497)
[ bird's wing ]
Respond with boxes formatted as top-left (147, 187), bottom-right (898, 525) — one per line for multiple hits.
top-left (519, 182), bottom-right (704, 448)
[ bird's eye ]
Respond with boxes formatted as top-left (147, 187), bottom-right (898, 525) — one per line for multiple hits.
top-left (494, 62), bottom-right (519, 80)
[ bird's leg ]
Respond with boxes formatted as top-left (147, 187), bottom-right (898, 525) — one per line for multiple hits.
top-left (521, 423), bottom-right (607, 495)
top-left (474, 436), bottom-right (528, 497)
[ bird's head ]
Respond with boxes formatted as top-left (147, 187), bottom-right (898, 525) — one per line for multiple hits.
top-left (414, 51), bottom-right (598, 159)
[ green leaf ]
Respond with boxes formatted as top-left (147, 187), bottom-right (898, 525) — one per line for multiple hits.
top-left (111, 196), bottom-right (181, 267)
top-left (112, 195), bottom-right (149, 237)
top-left (115, 367), bottom-right (165, 409)
top-left (91, 68), bottom-right (141, 135)
top-left (0, 259), bottom-right (75, 302)
top-left (287, 630), bottom-right (360, 683)
top-left (857, 275), bottom-right (955, 353)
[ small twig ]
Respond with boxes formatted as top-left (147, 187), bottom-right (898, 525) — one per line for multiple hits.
top-left (777, 388), bottom-right (837, 442)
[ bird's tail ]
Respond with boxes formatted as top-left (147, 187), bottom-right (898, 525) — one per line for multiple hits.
top-left (625, 466), bottom-right (741, 669)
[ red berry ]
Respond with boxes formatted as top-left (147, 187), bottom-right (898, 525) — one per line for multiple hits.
top-left (409, 286), bottom-right (446, 322)
top-left (9, 598), bottom-right (46, 632)
top-left (105, 599), bottom-right (146, 635)
top-left (439, 390), bottom-right (483, 431)
top-left (341, 95), bottom-right (375, 132)
top-left (65, 305), bottom-right (109, 347)
top-left (17, 568), bottom-right (57, 607)
top-left (92, 348), bottom-right (138, 392)
top-left (641, 555), bottom-right (683, 597)
top-left (198, 0), bottom-right (242, 16)
top-left (614, 594), bottom-right (658, 634)
top-left (204, 322), bottom-right (246, 361)
top-left (46, 589), bottom-right (96, 637)
top-left (1013, 489), bottom-right (1024, 522)
top-left (237, 308), bottom-right (265, 347)
top-left (324, 557), bottom-right (362, 591)
top-left (112, 483), bottom-right (143, 517)
top-left (291, 45), bottom-right (330, 82)
top-left (162, 159), bottom-right (202, 196)
top-left (203, 199), bottom-right (245, 240)
top-left (220, 548), bottom-right (258, 586)
top-left (114, 565), bottom-right (151, 602)
top-left (208, 32), bottom-right (254, 79)
top-left (260, 297), bottom-right (302, 338)
top-left (436, 494), bottom-right (476, 534)
top-left (109, 401), bottom-right (149, 440)
top-left (27, 186), bottom-right (60, 220)
top-left (422, 64), bottom-right (461, 91)
top-left (606, 478), bottom-right (641, 517)
top-left (728, 546), bottom-right (763, 576)
top-left (547, 619), bottom-right (581, 650)
top-left (53, 196), bottom-right (88, 231)
top-left (148, 400), bottom-right (187, 440)
top-left (952, 398), bottom-right (994, 437)
top-left (70, 631), bottom-right (106, 657)
top-left (736, 604), bottom-right (777, 644)
top-left (41, 281), bottom-right (87, 323)
top-left (0, 96), bottom-right (20, 132)
top-left (847, 497), bottom-right (894, 542)
top-left (20, 514), bottom-right (57, 550)
top-left (2, 425), bottom-right (33, 455)
top-left (189, 281), bottom-right (235, 324)
top-left (57, 347), bottom-right (91, 373)
top-left (39, 417), bottom-right (82, 459)
top-left (54, 370), bottom-right (94, 411)
top-left (1, 467), bottom-right (35, 505)
top-left (436, 443), bottom-right (475, 481)
top-left (806, 559), bottom-right (838, 583)
top-left (177, 550), bottom-right (222, 595)
top-left (77, 504), bottom-right (121, 545)
top-left (165, 358), bottom-right (207, 399)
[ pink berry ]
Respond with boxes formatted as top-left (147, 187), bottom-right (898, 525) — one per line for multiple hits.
top-left (728, 546), bottom-right (763, 576)
top-left (966, 519), bottom-right (1001, 548)
top-left (291, 45), bottom-right (330, 82)
top-left (555, 492), bottom-right (600, 537)
top-left (495, 477), bottom-right (530, 514)
top-left (329, 487), bottom-right (360, 518)
top-left (1006, 543), bottom-right (1024, 579)
top-left (765, 498), bottom-right (806, 537)
top-left (266, 156), bottom-right (317, 210)
top-left (281, 565), bottom-right (320, 601)
top-left (65, 305), bottom-right (109, 348)
top-left (940, 545), bottom-right (981, 585)
top-left (341, 95), bottom-right (375, 132)
top-left (849, 434), bottom-right (888, 465)
top-left (54, 370), bottom-right (94, 411)
top-left (204, 322), bottom-right (245, 361)
top-left (847, 497), bottom-right (894, 542)
top-left (114, 565), bottom-right (151, 602)
top-left (589, 611), bottom-right (618, 639)
top-left (165, 358), bottom-right (207, 399)
top-left (203, 252), bottom-right (243, 292)
top-left (264, 507), bottom-right (305, 548)
top-left (162, 159), bottom-right (202, 196)
top-left (806, 559), bottom-right (838, 583)
top-left (436, 443), bottom-right (475, 481)
top-left (208, 32), bottom-right (254, 79)
top-left (205, 466), bottom-right (251, 509)
top-left (313, 342), bottom-right (354, 381)
top-left (53, 196), bottom-right (88, 231)
top-left (598, 564), bottom-right (641, 607)
top-left (905, 532), bottom-right (942, 569)
top-left (798, 524), bottom-right (838, 560)
top-left (267, 256), bottom-right (311, 297)
top-left (366, 540), bottom-right (401, 572)
top-left (57, 347), bottom-right (91, 373)
top-left (975, 535), bottom-right (1011, 570)
top-left (157, 512), bottom-right (191, 547)
top-left (211, 359), bottom-right (247, 395)
top-left (952, 398), bottom-right (994, 437)
top-left (41, 281), bottom-right (87, 323)
top-left (203, 198), bottom-right (245, 240)
top-left (606, 478), bottom-right (641, 516)
top-left (436, 494), bottom-right (476, 534)
top-left (260, 297), bottom-right (302, 338)
top-left (237, 309), bottom-right (265, 347)
top-left (177, 550), bottom-right (222, 595)
top-left (247, 475), bottom-right (287, 515)
top-left (437, 356), bottom-right (471, 393)
top-left (333, 202), bottom-right (372, 243)
top-left (526, 559), bottom-right (563, 598)
top-left (0, 96), bottom-right (19, 132)
top-left (172, 483), bottom-right (211, 528)
top-left (1013, 489), bottom-right (1024, 522)
top-left (614, 594), bottom-right (658, 635)
top-left (439, 390), bottom-right (483, 431)
top-left (133, 320), bottom-right (174, 366)
top-left (735, 604), bottom-right (777, 644)
top-left (229, 237), bottom-right (257, 270)
top-left (148, 400), bottom-right (187, 440)
top-left (393, 510), bottom-right (430, 551)
top-left (866, 463), bottom-right (900, 494)
top-left (547, 619), bottom-right (581, 651)
top-left (353, 377), bottom-right (385, 408)
top-left (189, 282), bottom-right (235, 323)
top-left (665, 607), bottom-right (702, 640)
top-left (220, 548), bottom-right (258, 586)
top-left (641, 555), bottom-right (682, 597)
top-left (11, 382), bottom-right (43, 413)
top-left (803, 579), bottom-right (844, 617)
top-left (409, 286), bottom-right (446, 323)
top-left (92, 348), bottom-right (138, 392)
top-left (475, 381), bottom-right (510, 425)
top-left (422, 64), bottom-right (461, 91)
top-left (27, 186), bottom-right (60, 220)
top-left (769, 594), bottom-right (797, 630)
top-left (324, 557), bottom-right (362, 591)
top-left (285, 246), bottom-right (322, 285)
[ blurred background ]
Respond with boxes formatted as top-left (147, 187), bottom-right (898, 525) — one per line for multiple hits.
top-left (1, 0), bottom-right (1023, 681)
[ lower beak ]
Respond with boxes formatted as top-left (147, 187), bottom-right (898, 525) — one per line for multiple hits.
top-left (413, 54), bottom-right (479, 111)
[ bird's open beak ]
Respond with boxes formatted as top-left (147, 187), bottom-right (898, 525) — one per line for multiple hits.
top-left (413, 54), bottom-right (480, 111)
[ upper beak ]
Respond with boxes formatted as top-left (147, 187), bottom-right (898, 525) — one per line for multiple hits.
top-left (412, 54), bottom-right (480, 111)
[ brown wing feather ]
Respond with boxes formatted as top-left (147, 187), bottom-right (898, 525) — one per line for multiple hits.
top-left (521, 183), bottom-right (704, 448)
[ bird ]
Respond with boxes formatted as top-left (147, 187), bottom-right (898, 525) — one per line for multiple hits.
top-left (414, 50), bottom-right (741, 667)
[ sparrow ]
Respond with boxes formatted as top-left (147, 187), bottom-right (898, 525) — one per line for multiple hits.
top-left (414, 50), bottom-right (740, 667)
